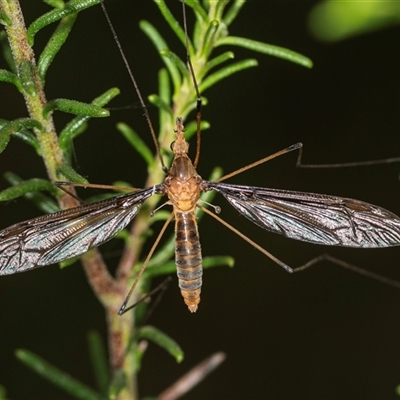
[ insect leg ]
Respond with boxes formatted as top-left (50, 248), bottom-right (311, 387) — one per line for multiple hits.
top-left (296, 145), bottom-right (400, 169)
top-left (198, 205), bottom-right (293, 273)
top-left (120, 276), bottom-right (172, 317)
top-left (119, 212), bottom-right (174, 315)
top-left (291, 253), bottom-right (400, 288)
top-left (215, 143), bottom-right (303, 183)
top-left (199, 206), bottom-right (400, 289)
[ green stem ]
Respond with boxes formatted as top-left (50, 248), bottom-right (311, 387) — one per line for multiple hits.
top-left (0, 0), bottom-right (69, 203)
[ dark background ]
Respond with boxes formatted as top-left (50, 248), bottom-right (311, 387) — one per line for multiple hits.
top-left (1, 1), bottom-right (400, 399)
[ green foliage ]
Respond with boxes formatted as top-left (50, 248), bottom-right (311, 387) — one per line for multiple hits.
top-left (0, 118), bottom-right (43, 154)
top-left (87, 331), bottom-right (110, 397)
top-left (0, 385), bottom-right (7, 400)
top-left (308, 0), bottom-right (400, 42)
top-left (27, 0), bottom-right (102, 45)
top-left (0, 0), bottom-right (312, 399)
top-left (38, 12), bottom-right (77, 81)
top-left (59, 88), bottom-right (120, 161)
top-left (0, 176), bottom-right (57, 201)
top-left (15, 349), bottom-right (104, 400)
top-left (0, 118), bottom-right (40, 153)
top-left (43, 99), bottom-right (110, 119)
top-left (3, 172), bottom-right (59, 213)
top-left (117, 122), bottom-right (154, 167)
top-left (18, 60), bottom-right (37, 95)
top-left (138, 325), bottom-right (184, 363)
top-left (0, 68), bottom-right (22, 92)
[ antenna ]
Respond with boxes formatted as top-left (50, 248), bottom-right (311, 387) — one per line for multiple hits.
top-left (100, 1), bottom-right (167, 172)
top-left (181, 0), bottom-right (203, 167)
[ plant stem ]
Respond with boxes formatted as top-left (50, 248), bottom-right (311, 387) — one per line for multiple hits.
top-left (0, 0), bottom-right (69, 203)
top-left (0, 2), bottom-right (138, 398)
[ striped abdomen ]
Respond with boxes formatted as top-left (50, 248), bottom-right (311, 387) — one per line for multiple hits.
top-left (175, 211), bottom-right (202, 312)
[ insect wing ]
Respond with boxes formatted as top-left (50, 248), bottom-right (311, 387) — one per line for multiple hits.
top-left (0, 186), bottom-right (158, 275)
top-left (206, 182), bottom-right (400, 248)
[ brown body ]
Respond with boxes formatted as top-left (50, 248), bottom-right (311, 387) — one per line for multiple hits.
top-left (163, 118), bottom-right (204, 312)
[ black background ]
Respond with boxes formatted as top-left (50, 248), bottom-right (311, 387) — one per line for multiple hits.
top-left (1, 1), bottom-right (400, 399)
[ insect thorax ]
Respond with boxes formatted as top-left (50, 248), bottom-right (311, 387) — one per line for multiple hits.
top-left (164, 155), bottom-right (202, 213)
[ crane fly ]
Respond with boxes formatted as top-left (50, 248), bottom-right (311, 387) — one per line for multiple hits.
top-left (1, 2), bottom-right (400, 314)
top-left (1, 116), bottom-right (400, 312)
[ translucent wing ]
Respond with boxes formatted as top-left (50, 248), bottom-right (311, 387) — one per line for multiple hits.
top-left (205, 181), bottom-right (400, 248)
top-left (0, 186), bottom-right (159, 275)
